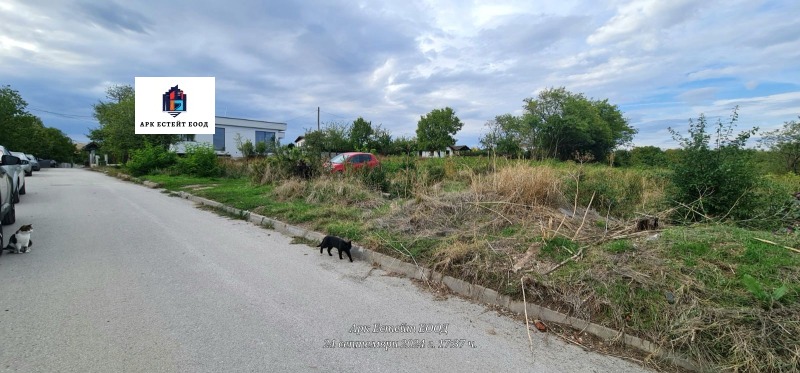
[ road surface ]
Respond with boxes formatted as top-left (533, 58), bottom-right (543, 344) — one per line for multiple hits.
top-left (0, 168), bottom-right (649, 372)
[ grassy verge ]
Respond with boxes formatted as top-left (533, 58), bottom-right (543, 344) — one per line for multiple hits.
top-left (118, 158), bottom-right (798, 372)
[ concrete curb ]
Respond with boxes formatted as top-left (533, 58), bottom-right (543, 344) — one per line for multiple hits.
top-left (111, 171), bottom-right (700, 372)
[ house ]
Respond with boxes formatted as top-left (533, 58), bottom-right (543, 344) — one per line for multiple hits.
top-left (418, 149), bottom-right (453, 158)
top-left (172, 116), bottom-right (287, 158)
top-left (418, 145), bottom-right (471, 158)
top-left (449, 145), bottom-right (471, 155)
top-left (294, 136), bottom-right (305, 147)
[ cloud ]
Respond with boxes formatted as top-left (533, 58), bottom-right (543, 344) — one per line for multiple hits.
top-left (587, 0), bottom-right (705, 49)
top-left (76, 1), bottom-right (152, 34)
top-left (0, 0), bottom-right (797, 150)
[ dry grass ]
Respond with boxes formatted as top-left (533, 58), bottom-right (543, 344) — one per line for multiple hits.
top-left (272, 176), bottom-right (384, 208)
top-left (305, 177), bottom-right (382, 207)
top-left (472, 164), bottom-right (566, 208)
top-left (271, 178), bottom-right (306, 200)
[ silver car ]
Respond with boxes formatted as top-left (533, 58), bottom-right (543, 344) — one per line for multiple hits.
top-left (0, 145), bottom-right (24, 203)
top-left (1, 152), bottom-right (19, 228)
top-left (11, 152), bottom-right (32, 176)
top-left (25, 153), bottom-right (40, 171)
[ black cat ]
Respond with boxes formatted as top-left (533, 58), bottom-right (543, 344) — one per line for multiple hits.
top-left (317, 235), bottom-right (353, 262)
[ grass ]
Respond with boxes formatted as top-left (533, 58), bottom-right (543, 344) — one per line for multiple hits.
top-left (604, 239), bottom-right (634, 254)
top-left (119, 157), bottom-right (800, 372)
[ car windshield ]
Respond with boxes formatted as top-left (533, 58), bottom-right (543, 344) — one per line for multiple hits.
top-left (11, 152), bottom-right (27, 160)
top-left (329, 154), bottom-right (347, 164)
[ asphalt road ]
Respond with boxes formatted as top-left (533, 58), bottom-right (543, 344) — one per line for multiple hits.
top-left (0, 169), bottom-right (649, 372)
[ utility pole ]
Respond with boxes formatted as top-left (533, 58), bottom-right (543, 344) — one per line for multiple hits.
top-left (317, 107), bottom-right (320, 131)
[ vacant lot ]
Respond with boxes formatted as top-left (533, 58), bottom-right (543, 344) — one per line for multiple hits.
top-left (124, 155), bottom-right (799, 372)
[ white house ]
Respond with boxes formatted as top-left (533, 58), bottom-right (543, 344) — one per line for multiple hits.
top-left (172, 116), bottom-right (287, 158)
top-left (418, 145), bottom-right (471, 158)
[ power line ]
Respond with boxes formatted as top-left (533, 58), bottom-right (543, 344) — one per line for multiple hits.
top-left (320, 110), bottom-right (352, 120)
top-left (282, 109), bottom-right (319, 123)
top-left (28, 107), bottom-right (95, 120)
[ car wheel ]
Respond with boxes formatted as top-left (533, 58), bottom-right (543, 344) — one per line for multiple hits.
top-left (20, 182), bottom-right (26, 195)
top-left (1, 200), bottom-right (15, 225)
top-left (25, 171), bottom-right (32, 176)
top-left (13, 187), bottom-right (19, 203)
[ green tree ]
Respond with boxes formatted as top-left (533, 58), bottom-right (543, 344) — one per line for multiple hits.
top-left (416, 107), bottom-right (463, 153)
top-left (522, 87), bottom-right (636, 161)
top-left (350, 117), bottom-right (374, 151)
top-left (629, 146), bottom-right (667, 168)
top-left (387, 136), bottom-right (416, 155)
top-left (38, 127), bottom-right (77, 162)
top-left (302, 121), bottom-right (352, 153)
top-left (90, 85), bottom-right (178, 163)
top-left (369, 127), bottom-right (393, 155)
top-left (1, 85), bottom-right (75, 159)
top-left (0, 85), bottom-right (27, 120)
top-left (759, 117), bottom-right (800, 174)
top-left (0, 86), bottom-right (32, 151)
top-left (480, 114), bottom-right (525, 157)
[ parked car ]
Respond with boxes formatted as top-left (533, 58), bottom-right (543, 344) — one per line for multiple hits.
top-left (25, 153), bottom-right (40, 171)
top-left (0, 145), bottom-right (24, 202)
top-left (324, 152), bottom-right (380, 172)
top-left (1, 152), bottom-right (19, 228)
top-left (11, 152), bottom-right (32, 176)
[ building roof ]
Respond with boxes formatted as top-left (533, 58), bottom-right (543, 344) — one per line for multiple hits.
top-left (82, 142), bottom-right (100, 151)
top-left (215, 116), bottom-right (287, 131)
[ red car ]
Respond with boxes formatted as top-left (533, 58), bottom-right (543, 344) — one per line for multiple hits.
top-left (325, 152), bottom-right (380, 172)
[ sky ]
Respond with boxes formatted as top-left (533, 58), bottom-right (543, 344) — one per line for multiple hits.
top-left (1, 0), bottom-right (799, 149)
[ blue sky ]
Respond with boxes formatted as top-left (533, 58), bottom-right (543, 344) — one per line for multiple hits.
top-left (1, 0), bottom-right (798, 149)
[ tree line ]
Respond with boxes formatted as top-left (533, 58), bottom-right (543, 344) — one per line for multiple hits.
top-left (85, 83), bottom-right (800, 175)
top-left (304, 87), bottom-right (637, 162)
top-left (0, 85), bottom-right (77, 161)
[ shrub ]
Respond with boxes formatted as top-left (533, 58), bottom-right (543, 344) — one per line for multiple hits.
top-left (741, 175), bottom-right (800, 230)
top-left (240, 139), bottom-right (255, 158)
top-left (175, 144), bottom-right (220, 177)
top-left (568, 166), bottom-right (663, 219)
top-left (125, 143), bottom-right (177, 176)
top-left (668, 108), bottom-right (760, 223)
top-left (350, 165), bottom-right (389, 193)
top-left (248, 146), bottom-right (322, 184)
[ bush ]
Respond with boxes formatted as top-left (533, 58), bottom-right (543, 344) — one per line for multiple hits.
top-left (742, 174), bottom-right (800, 230)
top-left (125, 143), bottom-right (177, 176)
top-left (249, 146), bottom-right (322, 185)
top-left (568, 166), bottom-right (668, 219)
top-left (668, 109), bottom-right (760, 223)
top-left (175, 144), bottom-right (219, 177)
top-left (350, 165), bottom-right (389, 193)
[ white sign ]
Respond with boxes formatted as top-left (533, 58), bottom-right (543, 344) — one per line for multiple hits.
top-left (135, 77), bottom-right (215, 134)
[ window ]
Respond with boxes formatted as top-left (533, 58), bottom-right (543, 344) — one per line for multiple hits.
top-left (179, 134), bottom-right (195, 141)
top-left (330, 154), bottom-right (346, 164)
top-left (255, 131), bottom-right (275, 145)
top-left (213, 127), bottom-right (225, 151)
